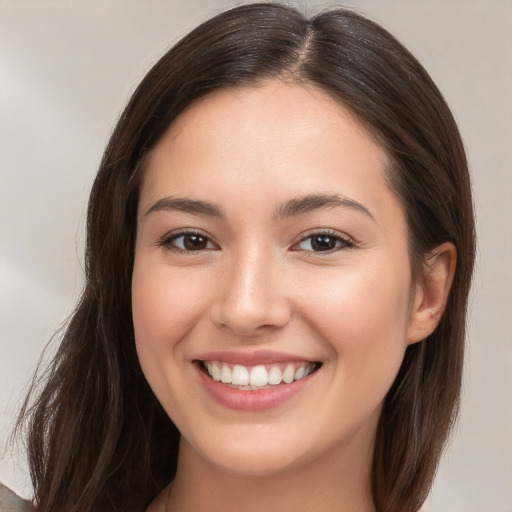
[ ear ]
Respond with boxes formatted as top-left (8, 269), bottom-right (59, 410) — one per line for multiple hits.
top-left (407, 242), bottom-right (457, 345)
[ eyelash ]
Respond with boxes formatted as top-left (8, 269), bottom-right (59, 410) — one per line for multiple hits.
top-left (291, 229), bottom-right (354, 254)
top-left (158, 229), bottom-right (354, 255)
top-left (157, 229), bottom-right (218, 253)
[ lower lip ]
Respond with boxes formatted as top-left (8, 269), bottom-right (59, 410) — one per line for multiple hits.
top-left (195, 363), bottom-right (316, 411)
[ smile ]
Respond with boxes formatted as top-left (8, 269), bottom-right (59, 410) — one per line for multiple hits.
top-left (195, 356), bottom-right (321, 411)
top-left (202, 361), bottom-right (318, 389)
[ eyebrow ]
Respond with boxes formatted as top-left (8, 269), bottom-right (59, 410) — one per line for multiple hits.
top-left (273, 194), bottom-right (375, 221)
top-left (145, 193), bottom-right (374, 221)
top-left (145, 197), bottom-right (225, 218)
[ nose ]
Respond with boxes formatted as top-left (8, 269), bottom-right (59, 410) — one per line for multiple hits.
top-left (209, 247), bottom-right (291, 337)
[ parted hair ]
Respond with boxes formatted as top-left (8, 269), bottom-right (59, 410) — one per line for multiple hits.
top-left (17, 3), bottom-right (475, 512)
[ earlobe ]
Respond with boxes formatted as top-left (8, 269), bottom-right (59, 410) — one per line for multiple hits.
top-left (407, 242), bottom-right (457, 345)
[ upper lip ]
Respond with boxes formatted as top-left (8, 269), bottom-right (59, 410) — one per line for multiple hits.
top-left (194, 349), bottom-right (316, 366)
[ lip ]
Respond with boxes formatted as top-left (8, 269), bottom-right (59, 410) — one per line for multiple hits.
top-left (194, 349), bottom-right (312, 366)
top-left (193, 355), bottom-right (319, 412)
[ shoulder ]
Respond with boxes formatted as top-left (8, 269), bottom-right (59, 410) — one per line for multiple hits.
top-left (0, 483), bottom-right (33, 512)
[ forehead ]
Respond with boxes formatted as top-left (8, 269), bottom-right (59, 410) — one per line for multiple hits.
top-left (140, 80), bottom-right (398, 221)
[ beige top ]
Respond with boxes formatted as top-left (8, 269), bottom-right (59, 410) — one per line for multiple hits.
top-left (0, 484), bottom-right (33, 512)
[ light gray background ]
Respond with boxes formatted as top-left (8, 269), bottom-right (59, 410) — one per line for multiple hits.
top-left (1, 1), bottom-right (511, 510)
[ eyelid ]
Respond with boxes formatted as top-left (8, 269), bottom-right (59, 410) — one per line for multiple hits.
top-left (156, 228), bottom-right (354, 254)
top-left (290, 229), bottom-right (355, 253)
top-left (157, 228), bottom-right (220, 253)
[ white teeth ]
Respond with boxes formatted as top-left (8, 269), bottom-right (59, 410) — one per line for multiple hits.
top-left (204, 361), bottom-right (317, 388)
top-left (231, 365), bottom-right (250, 386)
top-left (220, 365), bottom-right (232, 384)
top-left (211, 363), bottom-right (221, 382)
top-left (294, 366), bottom-right (306, 380)
top-left (249, 365), bottom-right (269, 387)
top-left (268, 365), bottom-right (282, 385)
top-left (282, 364), bottom-right (295, 384)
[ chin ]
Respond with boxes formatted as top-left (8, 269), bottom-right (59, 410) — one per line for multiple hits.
top-left (184, 427), bottom-right (314, 478)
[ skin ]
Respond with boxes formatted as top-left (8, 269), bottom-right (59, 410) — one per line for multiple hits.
top-left (133, 81), bottom-right (455, 512)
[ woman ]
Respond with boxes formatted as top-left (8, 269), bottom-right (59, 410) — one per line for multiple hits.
top-left (8, 3), bottom-right (475, 512)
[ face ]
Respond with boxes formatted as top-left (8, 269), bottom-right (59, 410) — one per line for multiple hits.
top-left (132, 81), bottom-right (418, 477)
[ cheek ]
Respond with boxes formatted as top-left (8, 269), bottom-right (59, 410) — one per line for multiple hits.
top-left (131, 262), bottom-right (203, 402)
top-left (298, 263), bottom-right (412, 389)
top-left (132, 263), bottom-right (204, 348)
top-left (131, 262), bottom-right (208, 422)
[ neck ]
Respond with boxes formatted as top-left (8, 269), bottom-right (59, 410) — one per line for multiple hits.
top-left (161, 434), bottom-right (376, 512)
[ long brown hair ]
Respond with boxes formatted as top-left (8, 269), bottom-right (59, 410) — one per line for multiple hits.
top-left (17, 3), bottom-right (475, 511)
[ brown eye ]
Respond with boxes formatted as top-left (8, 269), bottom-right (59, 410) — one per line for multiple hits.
top-left (295, 232), bottom-right (352, 252)
top-left (182, 234), bottom-right (208, 250)
top-left (310, 235), bottom-right (338, 251)
top-left (164, 232), bottom-right (217, 251)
